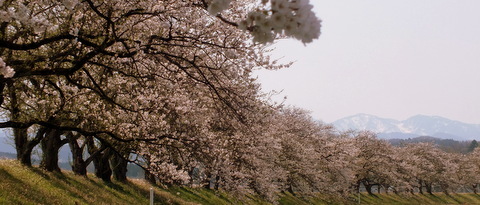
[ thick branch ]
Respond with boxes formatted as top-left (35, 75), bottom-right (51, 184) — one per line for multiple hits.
top-left (0, 34), bottom-right (74, 50)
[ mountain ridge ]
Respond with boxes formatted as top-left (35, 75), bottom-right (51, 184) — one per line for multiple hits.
top-left (332, 114), bottom-right (480, 141)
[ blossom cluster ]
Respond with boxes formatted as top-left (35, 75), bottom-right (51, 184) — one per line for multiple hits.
top-left (238, 0), bottom-right (321, 44)
top-left (0, 57), bottom-right (14, 78)
top-left (150, 161), bottom-right (191, 184)
top-left (0, 2), bottom-right (49, 33)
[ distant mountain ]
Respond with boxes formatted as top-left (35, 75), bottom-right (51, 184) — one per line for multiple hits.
top-left (332, 114), bottom-right (480, 141)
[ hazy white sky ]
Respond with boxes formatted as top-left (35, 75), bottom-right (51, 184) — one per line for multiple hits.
top-left (255, 0), bottom-right (480, 124)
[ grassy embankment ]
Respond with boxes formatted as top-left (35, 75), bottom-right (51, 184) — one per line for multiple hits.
top-left (2, 159), bottom-right (480, 204)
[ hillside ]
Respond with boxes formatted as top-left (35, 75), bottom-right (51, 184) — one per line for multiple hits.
top-left (0, 159), bottom-right (344, 205)
top-left (3, 160), bottom-right (480, 204)
top-left (0, 159), bottom-right (192, 205)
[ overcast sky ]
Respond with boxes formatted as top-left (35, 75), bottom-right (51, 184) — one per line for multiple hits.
top-left (255, 0), bottom-right (480, 124)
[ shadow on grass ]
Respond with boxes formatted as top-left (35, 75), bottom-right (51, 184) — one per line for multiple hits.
top-left (104, 181), bottom-right (126, 192)
top-left (446, 193), bottom-right (479, 204)
top-left (167, 186), bottom-right (214, 204)
top-left (404, 193), bottom-right (422, 204)
top-left (28, 166), bottom-right (52, 181)
top-left (380, 193), bottom-right (402, 204)
top-left (0, 168), bottom-right (52, 204)
top-left (443, 193), bottom-right (462, 204)
top-left (423, 193), bottom-right (450, 204)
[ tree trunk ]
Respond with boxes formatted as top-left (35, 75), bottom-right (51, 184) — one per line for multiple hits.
top-left (214, 175), bottom-right (221, 190)
top-left (0, 80), bottom-right (5, 107)
top-left (40, 129), bottom-right (65, 172)
top-left (426, 183), bottom-right (433, 195)
top-left (287, 184), bottom-right (295, 194)
top-left (15, 126), bottom-right (48, 166)
top-left (97, 152), bottom-right (112, 182)
top-left (86, 137), bottom-right (112, 182)
top-left (473, 184), bottom-right (478, 194)
top-left (110, 152), bottom-right (128, 182)
top-left (14, 128), bottom-right (32, 166)
top-left (203, 173), bottom-right (212, 189)
top-left (10, 82), bottom-right (43, 167)
top-left (441, 184), bottom-right (450, 195)
top-left (419, 180), bottom-right (424, 194)
top-left (144, 169), bottom-right (157, 184)
top-left (94, 148), bottom-right (112, 182)
top-left (365, 184), bottom-right (374, 195)
top-left (67, 132), bottom-right (87, 176)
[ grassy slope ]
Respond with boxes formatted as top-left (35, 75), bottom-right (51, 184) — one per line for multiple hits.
top-left (0, 159), bottom-right (194, 205)
top-left (2, 159), bottom-right (480, 205)
top-left (356, 192), bottom-right (480, 205)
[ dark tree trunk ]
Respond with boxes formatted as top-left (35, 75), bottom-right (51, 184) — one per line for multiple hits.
top-left (110, 152), bottom-right (128, 182)
top-left (214, 175), bottom-right (221, 190)
top-left (0, 79), bottom-right (5, 107)
top-left (203, 174), bottom-right (212, 189)
top-left (15, 127), bottom-right (48, 166)
top-left (419, 180), bottom-right (424, 194)
top-left (441, 184), bottom-right (450, 195)
top-left (14, 128), bottom-right (32, 166)
top-left (426, 183), bottom-right (433, 195)
top-left (286, 177), bottom-right (296, 194)
top-left (287, 184), bottom-right (294, 194)
top-left (473, 184), bottom-right (478, 194)
top-left (10, 82), bottom-right (44, 166)
top-left (67, 132), bottom-right (87, 176)
top-left (365, 184), bottom-right (374, 195)
top-left (86, 137), bottom-right (112, 182)
top-left (392, 187), bottom-right (399, 195)
top-left (142, 156), bottom-right (156, 184)
top-left (40, 129), bottom-right (65, 172)
top-left (94, 148), bottom-right (112, 182)
top-left (144, 169), bottom-right (157, 184)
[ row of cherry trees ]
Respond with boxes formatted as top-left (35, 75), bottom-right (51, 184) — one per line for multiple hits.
top-left (0, 0), bottom-right (326, 198)
top-left (2, 0), bottom-right (480, 202)
top-left (349, 132), bottom-right (480, 196)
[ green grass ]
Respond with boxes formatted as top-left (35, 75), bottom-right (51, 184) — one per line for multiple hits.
top-left (0, 159), bottom-right (193, 205)
top-left (2, 159), bottom-right (480, 204)
top-left (354, 192), bottom-right (480, 205)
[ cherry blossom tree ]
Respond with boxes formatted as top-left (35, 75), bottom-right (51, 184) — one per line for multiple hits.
top-left (349, 131), bottom-right (399, 195)
top-left (242, 107), bottom-right (354, 199)
top-left (0, 0), bottom-right (320, 178)
top-left (456, 148), bottom-right (480, 193)
top-left (399, 143), bottom-right (451, 194)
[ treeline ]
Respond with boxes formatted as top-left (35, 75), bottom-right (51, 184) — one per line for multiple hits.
top-left (389, 136), bottom-right (479, 154)
top-left (5, 104), bottom-right (480, 201)
top-left (0, 0), bottom-right (321, 202)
